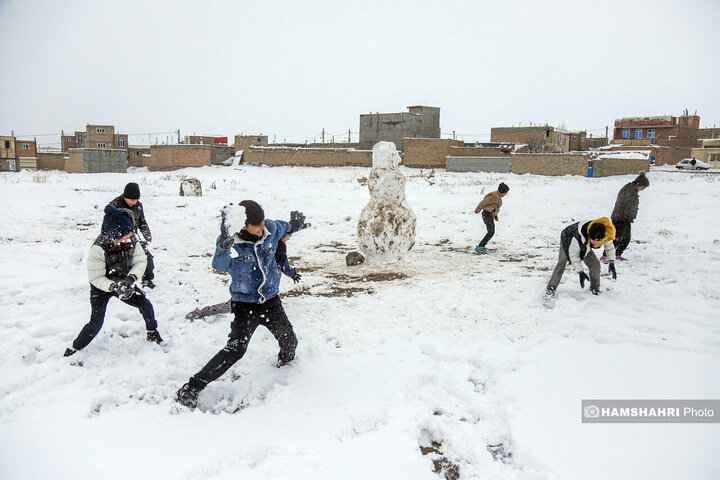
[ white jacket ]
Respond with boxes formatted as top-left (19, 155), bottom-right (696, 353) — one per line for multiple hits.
top-left (87, 244), bottom-right (147, 292)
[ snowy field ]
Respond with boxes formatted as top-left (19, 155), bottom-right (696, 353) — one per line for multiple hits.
top-left (1, 165), bottom-right (719, 480)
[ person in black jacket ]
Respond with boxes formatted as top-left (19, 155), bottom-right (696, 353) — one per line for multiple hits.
top-left (605, 172), bottom-right (649, 261)
top-left (105, 182), bottom-right (156, 288)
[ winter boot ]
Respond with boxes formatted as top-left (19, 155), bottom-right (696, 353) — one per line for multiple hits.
top-left (142, 279), bottom-right (156, 289)
top-left (544, 286), bottom-right (556, 298)
top-left (185, 308), bottom-right (203, 321)
top-left (276, 353), bottom-right (295, 368)
top-left (64, 347), bottom-right (77, 357)
top-left (176, 383), bottom-right (201, 409)
top-left (590, 286), bottom-right (600, 295)
top-left (146, 329), bottom-right (164, 344)
top-left (474, 246), bottom-right (487, 254)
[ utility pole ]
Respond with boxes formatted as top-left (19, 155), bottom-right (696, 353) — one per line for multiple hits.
top-left (453, 130), bottom-right (456, 140)
top-left (322, 128), bottom-right (325, 143)
top-left (347, 129), bottom-right (351, 143)
top-left (605, 125), bottom-right (609, 140)
top-left (177, 129), bottom-right (180, 144)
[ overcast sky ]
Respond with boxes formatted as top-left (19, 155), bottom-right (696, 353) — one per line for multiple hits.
top-left (1, 0), bottom-right (718, 146)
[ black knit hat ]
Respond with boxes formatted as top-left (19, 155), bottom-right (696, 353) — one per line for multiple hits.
top-left (498, 182), bottom-right (509, 194)
top-left (102, 208), bottom-right (134, 239)
top-left (633, 172), bottom-right (649, 187)
top-left (239, 200), bottom-right (265, 226)
top-left (588, 222), bottom-right (606, 241)
top-left (123, 182), bottom-right (141, 199)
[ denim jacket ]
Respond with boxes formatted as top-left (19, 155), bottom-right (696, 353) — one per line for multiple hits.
top-left (212, 219), bottom-right (292, 303)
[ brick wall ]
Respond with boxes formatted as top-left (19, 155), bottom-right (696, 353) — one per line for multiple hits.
top-left (448, 146), bottom-right (509, 157)
top-left (65, 150), bottom-right (85, 173)
top-left (403, 138), bottom-right (463, 168)
top-left (509, 153), bottom-right (590, 176)
top-left (598, 158), bottom-right (651, 176)
top-left (37, 152), bottom-right (66, 170)
top-left (244, 147), bottom-right (372, 167)
top-left (148, 145), bottom-right (212, 170)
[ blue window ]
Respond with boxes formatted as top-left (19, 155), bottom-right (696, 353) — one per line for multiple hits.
top-left (647, 129), bottom-right (655, 139)
top-left (635, 129), bottom-right (643, 139)
top-left (622, 129), bottom-right (630, 139)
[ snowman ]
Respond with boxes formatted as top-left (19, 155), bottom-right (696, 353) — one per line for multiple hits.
top-left (357, 141), bottom-right (416, 263)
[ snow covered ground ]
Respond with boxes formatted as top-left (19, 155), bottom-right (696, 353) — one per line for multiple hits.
top-left (1, 165), bottom-right (719, 479)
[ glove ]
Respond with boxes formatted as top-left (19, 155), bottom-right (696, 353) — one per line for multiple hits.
top-left (220, 205), bottom-right (232, 238)
top-left (578, 271), bottom-right (590, 289)
top-left (289, 211), bottom-right (310, 234)
top-left (608, 262), bottom-right (617, 280)
top-left (112, 282), bottom-right (134, 300)
top-left (118, 275), bottom-right (135, 289)
top-left (292, 272), bottom-right (302, 284)
top-left (219, 205), bottom-right (234, 249)
top-left (494, 215), bottom-right (499, 221)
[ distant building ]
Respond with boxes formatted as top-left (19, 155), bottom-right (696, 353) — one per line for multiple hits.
top-left (611, 113), bottom-right (700, 147)
top-left (62, 124), bottom-right (129, 152)
top-left (185, 135), bottom-right (228, 145)
top-left (611, 111), bottom-right (704, 165)
top-left (359, 106), bottom-right (440, 151)
top-left (691, 138), bottom-right (720, 168)
top-left (490, 125), bottom-right (589, 153)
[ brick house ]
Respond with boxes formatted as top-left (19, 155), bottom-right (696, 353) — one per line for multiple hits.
top-left (61, 124), bottom-right (129, 152)
top-left (490, 126), bottom-right (589, 153)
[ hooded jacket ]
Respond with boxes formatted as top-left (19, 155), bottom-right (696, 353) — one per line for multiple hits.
top-left (212, 219), bottom-right (292, 304)
top-left (560, 217), bottom-right (616, 273)
top-left (611, 183), bottom-right (640, 222)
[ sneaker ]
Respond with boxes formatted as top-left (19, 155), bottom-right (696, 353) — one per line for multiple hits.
top-left (474, 246), bottom-right (487, 254)
top-left (599, 255), bottom-right (608, 264)
top-left (590, 287), bottom-right (600, 295)
top-left (616, 256), bottom-right (627, 262)
top-left (176, 383), bottom-right (200, 409)
top-left (142, 279), bottom-right (156, 289)
top-left (64, 347), bottom-right (77, 357)
top-left (544, 286), bottom-right (556, 297)
top-left (146, 330), bottom-right (164, 344)
top-left (185, 308), bottom-right (203, 321)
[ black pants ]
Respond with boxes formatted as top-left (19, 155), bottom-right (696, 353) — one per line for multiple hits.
top-left (72, 284), bottom-right (157, 350)
top-left (478, 210), bottom-right (496, 247)
top-left (613, 220), bottom-right (632, 256)
top-left (141, 243), bottom-right (154, 281)
top-left (189, 295), bottom-right (297, 390)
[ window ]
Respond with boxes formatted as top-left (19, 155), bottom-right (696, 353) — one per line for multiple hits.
top-left (132, 151), bottom-right (140, 157)
top-left (647, 129), bottom-right (655, 139)
top-left (97, 143), bottom-right (106, 148)
top-left (22, 143), bottom-right (29, 149)
top-left (76, 134), bottom-right (83, 142)
top-left (622, 129), bottom-right (630, 139)
top-left (572, 136), bottom-right (578, 142)
top-left (96, 128), bottom-right (105, 133)
top-left (635, 129), bottom-right (643, 139)
top-left (117, 138), bottom-right (126, 147)
top-left (3, 140), bottom-right (9, 149)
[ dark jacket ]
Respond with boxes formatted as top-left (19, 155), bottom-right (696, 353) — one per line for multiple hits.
top-left (87, 233), bottom-right (147, 292)
top-left (104, 196), bottom-right (152, 241)
top-left (611, 183), bottom-right (639, 223)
